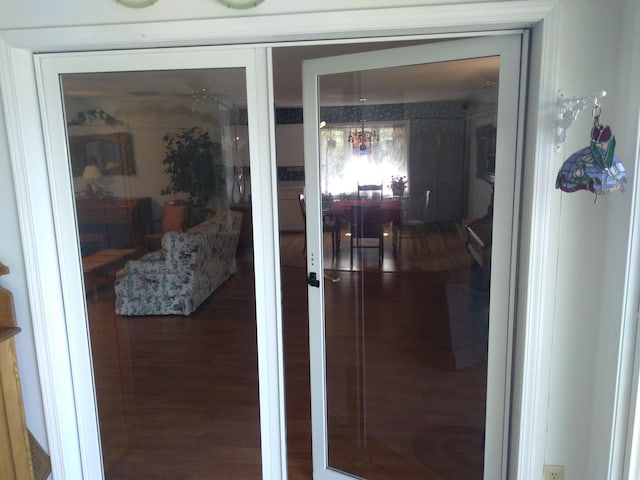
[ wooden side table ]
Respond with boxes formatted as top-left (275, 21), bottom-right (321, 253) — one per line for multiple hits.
top-left (0, 262), bottom-right (35, 480)
top-left (82, 248), bottom-right (144, 300)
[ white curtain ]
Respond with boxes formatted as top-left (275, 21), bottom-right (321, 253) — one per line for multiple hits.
top-left (319, 123), bottom-right (408, 196)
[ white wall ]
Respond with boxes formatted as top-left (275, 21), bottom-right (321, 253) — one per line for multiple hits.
top-left (1, 1), bottom-right (640, 479)
top-left (544, 0), bottom-right (639, 478)
top-left (275, 125), bottom-right (303, 167)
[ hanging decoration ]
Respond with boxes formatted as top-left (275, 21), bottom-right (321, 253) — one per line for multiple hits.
top-left (348, 98), bottom-right (379, 155)
top-left (555, 99), bottom-right (627, 202)
top-left (349, 120), bottom-right (379, 155)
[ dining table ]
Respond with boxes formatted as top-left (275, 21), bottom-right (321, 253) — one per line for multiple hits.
top-left (326, 198), bottom-right (403, 251)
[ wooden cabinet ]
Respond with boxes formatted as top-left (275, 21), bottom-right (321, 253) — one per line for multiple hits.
top-left (0, 263), bottom-right (35, 480)
top-left (409, 130), bottom-right (466, 222)
top-left (230, 202), bottom-right (253, 253)
top-left (76, 197), bottom-right (151, 253)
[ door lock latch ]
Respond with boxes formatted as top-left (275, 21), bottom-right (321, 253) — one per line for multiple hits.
top-left (307, 272), bottom-right (320, 287)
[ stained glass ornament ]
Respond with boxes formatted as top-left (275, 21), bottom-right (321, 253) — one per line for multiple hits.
top-left (555, 122), bottom-right (627, 200)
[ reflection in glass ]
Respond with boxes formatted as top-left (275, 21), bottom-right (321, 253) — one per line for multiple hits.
top-left (62, 68), bottom-right (261, 478)
top-left (320, 124), bottom-right (408, 196)
top-left (68, 132), bottom-right (136, 177)
top-left (319, 57), bottom-right (499, 479)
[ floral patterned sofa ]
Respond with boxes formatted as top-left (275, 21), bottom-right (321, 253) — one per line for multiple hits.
top-left (114, 209), bottom-right (242, 316)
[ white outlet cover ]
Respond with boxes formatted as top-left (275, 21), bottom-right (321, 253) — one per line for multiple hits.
top-left (543, 464), bottom-right (564, 480)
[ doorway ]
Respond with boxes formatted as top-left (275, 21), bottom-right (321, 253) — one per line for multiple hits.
top-left (299, 35), bottom-right (522, 479)
top-left (28, 31), bottom-right (524, 480)
top-left (35, 47), bottom-right (281, 479)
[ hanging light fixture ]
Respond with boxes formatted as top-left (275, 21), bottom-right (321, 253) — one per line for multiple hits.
top-left (555, 101), bottom-right (627, 201)
top-left (349, 98), bottom-right (379, 154)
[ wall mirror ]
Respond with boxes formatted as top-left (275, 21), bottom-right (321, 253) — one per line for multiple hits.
top-left (68, 132), bottom-right (136, 177)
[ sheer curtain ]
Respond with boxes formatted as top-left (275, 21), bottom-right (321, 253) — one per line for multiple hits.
top-left (320, 123), bottom-right (408, 197)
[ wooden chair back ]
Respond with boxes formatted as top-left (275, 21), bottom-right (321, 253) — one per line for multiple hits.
top-left (357, 183), bottom-right (383, 200)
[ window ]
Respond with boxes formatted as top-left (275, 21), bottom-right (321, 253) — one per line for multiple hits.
top-left (319, 122), bottom-right (408, 196)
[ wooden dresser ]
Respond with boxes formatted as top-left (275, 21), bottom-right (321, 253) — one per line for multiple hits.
top-left (76, 197), bottom-right (151, 252)
top-left (0, 263), bottom-right (35, 480)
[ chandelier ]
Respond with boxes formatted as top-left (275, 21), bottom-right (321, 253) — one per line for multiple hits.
top-left (349, 98), bottom-right (379, 154)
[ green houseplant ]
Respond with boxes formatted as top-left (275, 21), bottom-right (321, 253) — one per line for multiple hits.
top-left (161, 126), bottom-right (226, 225)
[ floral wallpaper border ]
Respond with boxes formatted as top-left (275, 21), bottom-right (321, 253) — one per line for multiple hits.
top-left (237, 100), bottom-right (467, 132)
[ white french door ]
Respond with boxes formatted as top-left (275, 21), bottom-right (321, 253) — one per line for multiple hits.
top-left (302, 35), bottom-right (523, 479)
top-left (34, 46), bottom-right (284, 479)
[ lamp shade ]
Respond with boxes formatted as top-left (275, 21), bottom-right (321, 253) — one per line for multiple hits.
top-left (556, 136), bottom-right (627, 196)
top-left (82, 165), bottom-right (102, 180)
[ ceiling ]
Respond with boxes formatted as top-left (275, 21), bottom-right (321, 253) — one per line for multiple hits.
top-left (61, 40), bottom-right (499, 107)
top-left (272, 42), bottom-right (499, 106)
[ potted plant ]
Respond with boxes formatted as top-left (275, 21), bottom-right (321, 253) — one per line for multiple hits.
top-left (161, 126), bottom-right (226, 225)
top-left (390, 175), bottom-right (407, 197)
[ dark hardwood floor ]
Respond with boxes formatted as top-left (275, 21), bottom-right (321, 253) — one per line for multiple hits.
top-left (88, 229), bottom-right (488, 479)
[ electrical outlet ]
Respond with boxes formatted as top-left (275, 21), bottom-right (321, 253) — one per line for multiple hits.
top-left (543, 464), bottom-right (564, 480)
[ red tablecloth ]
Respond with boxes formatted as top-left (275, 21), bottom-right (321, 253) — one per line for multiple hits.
top-left (329, 199), bottom-right (402, 224)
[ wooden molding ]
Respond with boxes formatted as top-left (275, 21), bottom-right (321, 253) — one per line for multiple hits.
top-left (0, 275), bottom-right (34, 480)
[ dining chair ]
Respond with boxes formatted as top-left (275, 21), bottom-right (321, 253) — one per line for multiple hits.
top-left (357, 183), bottom-right (383, 200)
top-left (299, 193), bottom-right (338, 257)
top-left (395, 190), bottom-right (430, 252)
top-left (350, 204), bottom-right (384, 267)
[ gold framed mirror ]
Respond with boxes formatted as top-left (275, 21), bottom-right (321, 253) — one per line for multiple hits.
top-left (68, 132), bottom-right (136, 177)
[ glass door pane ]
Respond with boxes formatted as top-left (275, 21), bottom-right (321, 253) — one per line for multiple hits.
top-left (60, 68), bottom-right (261, 478)
top-left (304, 36), bottom-right (521, 480)
top-left (323, 61), bottom-right (493, 480)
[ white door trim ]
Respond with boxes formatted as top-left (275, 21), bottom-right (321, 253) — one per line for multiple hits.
top-left (507, 13), bottom-right (562, 480)
top-left (0, 2), bottom-right (576, 479)
top-left (0, 43), bottom-right (87, 480)
top-left (0, 2), bottom-right (558, 53)
top-left (609, 3), bottom-right (640, 478)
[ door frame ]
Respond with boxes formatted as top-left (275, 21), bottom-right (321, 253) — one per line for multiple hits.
top-left (34, 46), bottom-right (283, 480)
top-left (302, 34), bottom-right (525, 480)
top-left (0, 2), bottom-right (570, 479)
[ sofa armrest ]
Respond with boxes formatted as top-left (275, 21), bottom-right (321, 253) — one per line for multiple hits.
top-left (142, 250), bottom-right (165, 262)
top-left (118, 255), bottom-right (168, 277)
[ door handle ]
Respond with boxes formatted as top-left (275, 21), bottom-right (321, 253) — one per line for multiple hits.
top-left (307, 272), bottom-right (320, 288)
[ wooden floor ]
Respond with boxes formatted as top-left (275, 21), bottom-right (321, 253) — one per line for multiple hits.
top-left (88, 231), bottom-right (489, 479)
